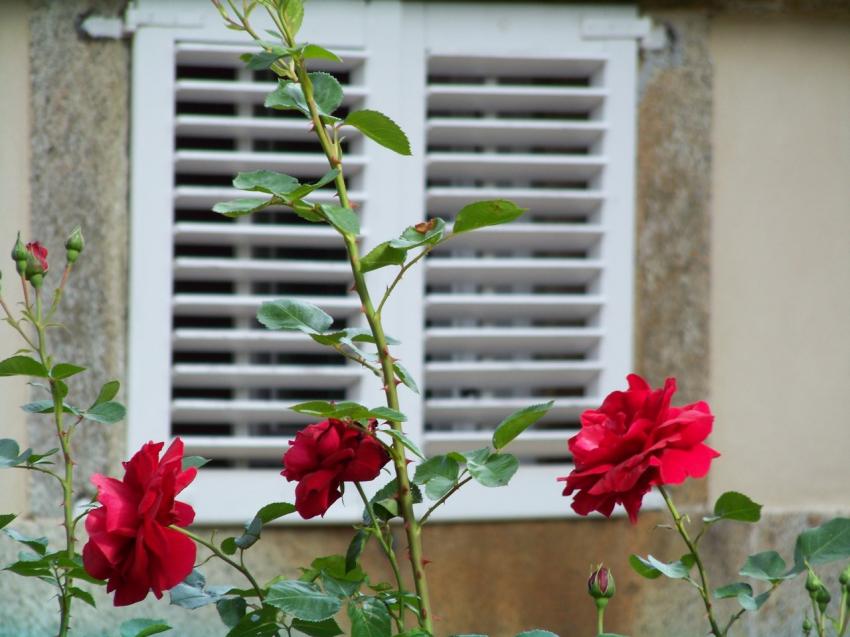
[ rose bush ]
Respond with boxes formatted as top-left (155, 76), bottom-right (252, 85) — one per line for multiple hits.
top-left (282, 418), bottom-right (390, 518)
top-left (560, 374), bottom-right (719, 523)
top-left (82, 439), bottom-right (197, 606)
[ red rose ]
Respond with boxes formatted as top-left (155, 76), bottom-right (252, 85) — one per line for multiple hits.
top-left (559, 374), bottom-right (719, 523)
top-left (25, 241), bottom-right (48, 272)
top-left (282, 419), bottom-right (390, 519)
top-left (82, 438), bottom-right (197, 606)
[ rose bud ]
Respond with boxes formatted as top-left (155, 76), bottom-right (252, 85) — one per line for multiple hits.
top-left (816, 587), bottom-right (831, 613)
top-left (806, 570), bottom-right (825, 593)
top-left (11, 233), bottom-right (27, 275)
top-left (839, 564), bottom-right (850, 587)
top-left (802, 616), bottom-right (813, 635)
top-left (587, 564), bottom-right (615, 601)
top-left (24, 242), bottom-right (48, 288)
top-left (64, 226), bottom-right (84, 264)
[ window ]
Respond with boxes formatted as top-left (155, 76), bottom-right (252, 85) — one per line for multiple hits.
top-left (128, 0), bottom-right (639, 523)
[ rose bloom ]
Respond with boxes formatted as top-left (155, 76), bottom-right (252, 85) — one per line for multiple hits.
top-left (282, 418), bottom-right (390, 519)
top-left (559, 374), bottom-right (719, 523)
top-left (26, 241), bottom-right (48, 272)
top-left (83, 438), bottom-right (197, 606)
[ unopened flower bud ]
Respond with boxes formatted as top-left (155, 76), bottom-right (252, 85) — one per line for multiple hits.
top-left (24, 242), bottom-right (48, 289)
top-left (839, 564), bottom-right (850, 587)
top-left (11, 233), bottom-right (27, 275)
top-left (806, 571), bottom-right (824, 593)
top-left (816, 586), bottom-right (831, 613)
top-left (64, 226), bottom-right (84, 264)
top-left (802, 616), bottom-right (813, 635)
top-left (587, 565), bottom-right (615, 601)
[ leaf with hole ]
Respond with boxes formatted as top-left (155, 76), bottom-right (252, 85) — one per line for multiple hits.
top-left (452, 200), bottom-right (526, 235)
top-left (492, 401), bottom-right (554, 450)
top-left (258, 299), bottom-right (334, 334)
top-left (704, 491), bottom-right (763, 524)
top-left (344, 109), bottom-right (411, 156)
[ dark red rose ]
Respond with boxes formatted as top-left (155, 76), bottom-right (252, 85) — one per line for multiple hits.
top-left (25, 241), bottom-right (48, 273)
top-left (282, 418), bottom-right (390, 519)
top-left (83, 438), bottom-right (197, 606)
top-left (559, 374), bottom-right (719, 523)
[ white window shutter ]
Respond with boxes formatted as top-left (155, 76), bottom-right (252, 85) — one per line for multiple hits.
top-left (128, 1), bottom-right (642, 523)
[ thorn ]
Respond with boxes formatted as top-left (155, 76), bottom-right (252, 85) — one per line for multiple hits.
top-left (348, 282), bottom-right (357, 292)
top-left (394, 379), bottom-right (402, 386)
top-left (359, 304), bottom-right (366, 314)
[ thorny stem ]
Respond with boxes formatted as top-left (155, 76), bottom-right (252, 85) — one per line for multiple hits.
top-left (170, 526), bottom-right (265, 603)
top-left (418, 474), bottom-right (473, 526)
top-left (355, 482), bottom-right (406, 633)
top-left (658, 486), bottom-right (723, 637)
top-left (46, 264), bottom-right (73, 322)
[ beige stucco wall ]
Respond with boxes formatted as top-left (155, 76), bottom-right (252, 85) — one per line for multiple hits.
top-left (709, 16), bottom-right (850, 507)
top-left (0, 0), bottom-right (32, 517)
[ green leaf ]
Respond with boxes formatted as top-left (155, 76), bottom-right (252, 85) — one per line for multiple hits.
top-left (288, 168), bottom-right (340, 200)
top-left (739, 551), bottom-right (794, 582)
top-left (794, 518), bottom-right (850, 571)
top-left (258, 299), bottom-right (334, 334)
top-left (25, 448), bottom-right (58, 465)
top-left (69, 586), bottom-right (96, 607)
top-left (51, 363), bottom-right (85, 379)
top-left (301, 44), bottom-right (342, 63)
top-left (389, 218), bottom-right (446, 250)
top-left (369, 407), bottom-right (406, 422)
top-left (345, 329), bottom-right (400, 346)
top-left (381, 429), bottom-right (425, 461)
top-left (241, 48), bottom-right (287, 70)
top-left (413, 455), bottom-right (460, 485)
top-left (320, 204), bottom-right (360, 236)
top-left (365, 480), bottom-right (422, 523)
top-left (169, 569), bottom-right (231, 609)
top-left (345, 529), bottom-right (370, 573)
top-left (393, 362), bottom-right (419, 394)
top-left (0, 355), bottom-right (48, 377)
top-left (348, 597), bottom-right (391, 637)
top-left (0, 514), bottom-right (16, 530)
top-left (235, 502), bottom-right (296, 550)
top-left (233, 170), bottom-right (300, 196)
top-left (92, 380), bottom-right (120, 407)
top-left (492, 401), bottom-right (554, 450)
top-left (704, 491), bottom-right (763, 524)
top-left (266, 580), bottom-right (342, 621)
top-left (425, 475), bottom-right (455, 500)
top-left (83, 401), bottom-right (126, 424)
top-left (311, 554), bottom-right (366, 597)
top-left (182, 455), bottom-right (210, 471)
top-left (0, 439), bottom-right (26, 467)
top-left (629, 554), bottom-right (691, 580)
top-left (289, 400), bottom-right (371, 420)
top-left (515, 631), bottom-right (559, 637)
top-left (714, 583), bottom-right (753, 599)
top-left (293, 617), bottom-right (344, 637)
top-left (344, 109), bottom-right (411, 156)
top-left (738, 591), bottom-right (771, 611)
top-left (282, 0), bottom-right (304, 36)
top-left (265, 72), bottom-right (343, 121)
top-left (221, 537), bottom-right (238, 556)
top-left (464, 448), bottom-right (518, 487)
top-left (217, 597), bottom-right (248, 628)
top-left (360, 242), bottom-right (407, 273)
top-left (213, 198), bottom-right (272, 218)
top-left (119, 619), bottom-right (172, 637)
top-left (226, 605), bottom-right (279, 637)
top-left (452, 200), bottom-right (526, 235)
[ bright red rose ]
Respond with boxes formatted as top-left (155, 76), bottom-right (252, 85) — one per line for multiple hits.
top-left (26, 241), bottom-right (48, 272)
top-left (559, 374), bottom-right (719, 523)
top-left (282, 418), bottom-right (390, 519)
top-left (82, 438), bottom-right (197, 606)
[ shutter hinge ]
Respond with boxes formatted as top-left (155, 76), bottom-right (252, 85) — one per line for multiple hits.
top-left (80, 7), bottom-right (203, 39)
top-left (581, 17), bottom-right (667, 51)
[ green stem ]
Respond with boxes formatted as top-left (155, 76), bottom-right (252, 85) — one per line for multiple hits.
top-left (170, 526), bottom-right (265, 602)
top-left (839, 587), bottom-right (849, 637)
top-left (376, 246), bottom-right (435, 316)
top-left (355, 482), bottom-right (405, 632)
top-left (419, 474), bottom-right (472, 525)
top-left (0, 296), bottom-right (38, 350)
top-left (295, 59), bottom-right (434, 634)
top-left (658, 486), bottom-right (722, 637)
top-left (596, 604), bottom-right (605, 635)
